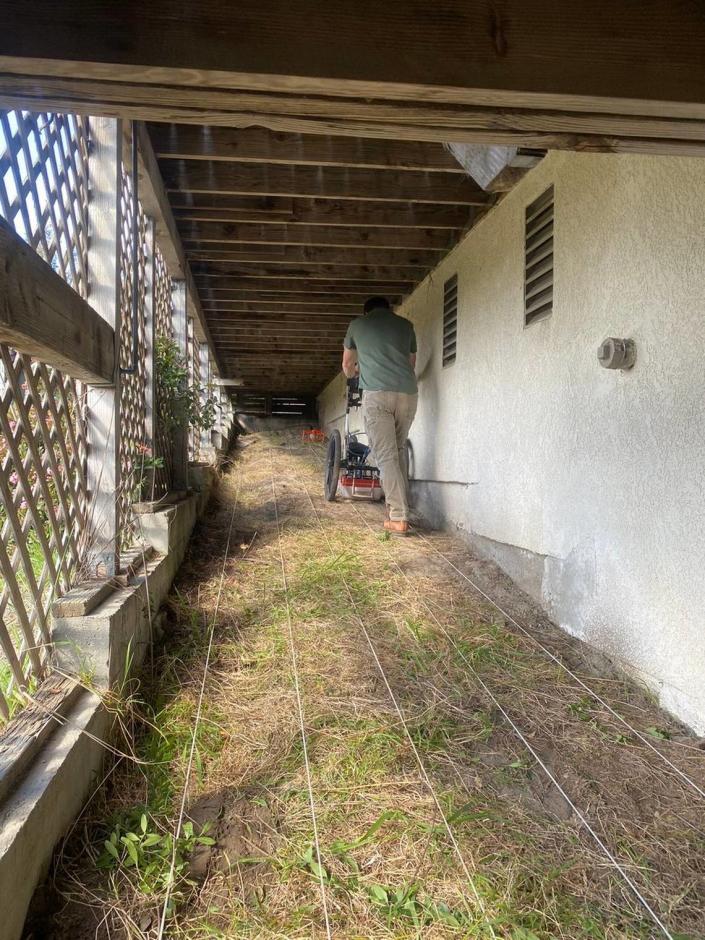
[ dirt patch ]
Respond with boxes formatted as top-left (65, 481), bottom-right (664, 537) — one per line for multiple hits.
top-left (187, 791), bottom-right (280, 882)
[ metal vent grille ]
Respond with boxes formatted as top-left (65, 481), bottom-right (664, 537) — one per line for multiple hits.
top-left (524, 186), bottom-right (554, 325)
top-left (442, 274), bottom-right (458, 367)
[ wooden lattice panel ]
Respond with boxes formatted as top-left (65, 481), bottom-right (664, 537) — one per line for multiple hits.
top-left (0, 348), bottom-right (88, 720)
top-left (0, 111), bottom-right (90, 298)
top-left (152, 245), bottom-right (175, 497)
top-left (118, 167), bottom-right (149, 547)
top-left (154, 247), bottom-right (174, 342)
top-left (0, 109), bottom-right (90, 721)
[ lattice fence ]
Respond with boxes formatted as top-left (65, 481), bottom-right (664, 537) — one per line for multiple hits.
top-left (152, 245), bottom-right (175, 498)
top-left (0, 111), bottom-right (90, 297)
top-left (0, 110), bottom-right (90, 720)
top-left (118, 167), bottom-right (149, 546)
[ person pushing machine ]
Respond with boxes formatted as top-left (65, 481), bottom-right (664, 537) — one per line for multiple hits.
top-left (341, 297), bottom-right (418, 536)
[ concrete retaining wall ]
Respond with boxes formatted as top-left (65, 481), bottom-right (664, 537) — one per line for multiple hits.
top-left (0, 465), bottom-right (219, 940)
top-left (318, 151), bottom-right (705, 733)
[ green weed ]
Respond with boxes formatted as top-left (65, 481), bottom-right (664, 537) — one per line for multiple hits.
top-left (99, 811), bottom-right (215, 908)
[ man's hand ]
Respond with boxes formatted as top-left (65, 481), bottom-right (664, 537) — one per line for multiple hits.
top-left (342, 346), bottom-right (358, 378)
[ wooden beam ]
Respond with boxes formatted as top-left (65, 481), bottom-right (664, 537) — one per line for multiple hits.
top-left (1, 70), bottom-right (705, 156)
top-left (1, 70), bottom-right (705, 146)
top-left (172, 197), bottom-right (475, 229)
top-left (186, 245), bottom-right (442, 267)
top-left (178, 222), bottom-right (456, 250)
top-left (0, 676), bottom-right (81, 808)
top-left (4, 76), bottom-right (705, 156)
top-left (149, 124), bottom-right (464, 172)
top-left (0, 218), bottom-right (115, 385)
top-left (160, 161), bottom-right (487, 205)
top-left (2, 2), bottom-right (704, 114)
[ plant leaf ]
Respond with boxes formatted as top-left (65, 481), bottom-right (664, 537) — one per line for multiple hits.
top-left (104, 840), bottom-right (120, 860)
top-left (368, 884), bottom-right (388, 904)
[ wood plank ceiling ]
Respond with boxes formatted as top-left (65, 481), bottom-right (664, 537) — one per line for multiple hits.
top-left (149, 124), bottom-right (490, 395)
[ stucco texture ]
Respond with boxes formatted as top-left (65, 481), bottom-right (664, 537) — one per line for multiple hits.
top-left (318, 151), bottom-right (705, 732)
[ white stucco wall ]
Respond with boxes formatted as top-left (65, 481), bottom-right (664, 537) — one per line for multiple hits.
top-left (318, 151), bottom-right (705, 732)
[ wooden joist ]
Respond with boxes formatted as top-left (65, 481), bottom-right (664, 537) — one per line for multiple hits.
top-left (215, 342), bottom-right (345, 351)
top-left (172, 197), bottom-right (475, 229)
top-left (196, 284), bottom-right (404, 300)
top-left (200, 300), bottom-right (360, 312)
top-left (0, 218), bottom-right (115, 385)
top-left (193, 276), bottom-right (412, 293)
top-left (178, 222), bottom-right (456, 250)
top-left (212, 332), bottom-right (347, 348)
top-left (193, 261), bottom-right (425, 280)
top-left (149, 124), bottom-right (465, 172)
top-left (186, 245), bottom-right (444, 267)
top-left (211, 321), bottom-right (348, 334)
top-left (209, 316), bottom-right (354, 327)
top-left (203, 302), bottom-right (358, 315)
top-left (160, 161), bottom-right (488, 205)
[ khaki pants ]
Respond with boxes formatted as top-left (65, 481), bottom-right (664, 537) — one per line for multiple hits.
top-left (362, 391), bottom-right (418, 522)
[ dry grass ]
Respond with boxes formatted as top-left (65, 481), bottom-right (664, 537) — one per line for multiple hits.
top-left (28, 429), bottom-right (705, 940)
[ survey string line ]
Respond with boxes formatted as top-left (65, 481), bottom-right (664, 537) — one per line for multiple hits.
top-left (411, 529), bottom-right (705, 803)
top-left (344, 501), bottom-right (674, 939)
top-left (283, 458), bottom-right (497, 937)
top-left (267, 448), bottom-right (333, 940)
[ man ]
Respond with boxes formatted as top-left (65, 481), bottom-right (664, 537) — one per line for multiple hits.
top-left (342, 296), bottom-right (418, 535)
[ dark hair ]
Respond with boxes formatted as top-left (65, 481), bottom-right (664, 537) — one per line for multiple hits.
top-left (363, 296), bottom-right (390, 314)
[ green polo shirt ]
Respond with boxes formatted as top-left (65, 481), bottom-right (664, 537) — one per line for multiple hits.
top-left (343, 308), bottom-right (418, 394)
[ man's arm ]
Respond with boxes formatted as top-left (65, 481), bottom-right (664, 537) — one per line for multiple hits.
top-left (342, 346), bottom-right (358, 378)
top-left (409, 353), bottom-right (416, 372)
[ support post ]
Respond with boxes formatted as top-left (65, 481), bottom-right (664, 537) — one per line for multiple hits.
top-left (171, 280), bottom-right (189, 489)
top-left (219, 386), bottom-right (229, 444)
top-left (85, 117), bottom-right (122, 577)
top-left (143, 218), bottom-right (157, 498)
top-left (199, 343), bottom-right (214, 462)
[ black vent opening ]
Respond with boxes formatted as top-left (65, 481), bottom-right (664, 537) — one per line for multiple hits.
top-left (524, 186), bottom-right (554, 325)
top-left (442, 274), bottom-right (458, 367)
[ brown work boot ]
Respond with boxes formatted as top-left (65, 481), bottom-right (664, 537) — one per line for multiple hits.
top-left (384, 519), bottom-right (409, 537)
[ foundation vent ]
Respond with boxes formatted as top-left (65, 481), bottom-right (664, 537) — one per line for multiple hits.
top-left (524, 185), bottom-right (554, 325)
top-left (442, 274), bottom-right (458, 367)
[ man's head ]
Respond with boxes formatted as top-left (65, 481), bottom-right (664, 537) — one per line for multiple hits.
top-left (363, 296), bottom-right (390, 315)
